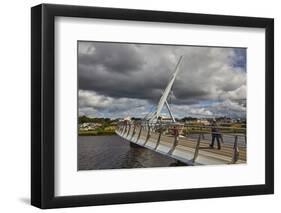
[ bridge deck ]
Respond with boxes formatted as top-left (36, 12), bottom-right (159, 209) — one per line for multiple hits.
top-left (177, 138), bottom-right (246, 161)
top-left (116, 125), bottom-right (246, 165)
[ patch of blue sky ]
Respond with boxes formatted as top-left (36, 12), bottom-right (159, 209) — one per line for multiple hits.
top-left (231, 48), bottom-right (246, 71)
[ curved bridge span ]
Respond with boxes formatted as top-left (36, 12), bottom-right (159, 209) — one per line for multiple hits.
top-left (115, 56), bottom-right (246, 166)
top-left (116, 122), bottom-right (246, 166)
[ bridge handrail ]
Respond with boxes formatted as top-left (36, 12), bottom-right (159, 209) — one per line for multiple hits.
top-left (183, 124), bottom-right (246, 131)
top-left (116, 121), bottom-right (246, 164)
top-left (117, 121), bottom-right (246, 136)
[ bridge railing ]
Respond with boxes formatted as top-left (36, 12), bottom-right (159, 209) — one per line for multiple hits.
top-left (116, 120), bottom-right (246, 164)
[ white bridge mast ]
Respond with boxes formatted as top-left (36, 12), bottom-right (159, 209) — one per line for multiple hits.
top-left (146, 56), bottom-right (184, 123)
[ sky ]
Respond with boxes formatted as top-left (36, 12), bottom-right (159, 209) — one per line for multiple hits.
top-left (78, 41), bottom-right (246, 119)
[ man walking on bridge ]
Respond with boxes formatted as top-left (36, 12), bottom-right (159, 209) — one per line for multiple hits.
top-left (209, 119), bottom-right (221, 150)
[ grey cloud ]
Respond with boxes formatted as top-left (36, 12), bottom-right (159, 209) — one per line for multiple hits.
top-left (78, 42), bottom-right (144, 73)
top-left (78, 41), bottom-right (246, 118)
top-left (79, 90), bottom-right (151, 118)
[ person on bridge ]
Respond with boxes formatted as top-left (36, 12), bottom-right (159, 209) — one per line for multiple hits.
top-left (209, 120), bottom-right (221, 150)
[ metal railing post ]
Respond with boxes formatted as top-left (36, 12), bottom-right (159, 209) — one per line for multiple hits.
top-left (200, 126), bottom-right (205, 139)
top-left (231, 135), bottom-right (239, 163)
top-left (192, 133), bottom-right (202, 163)
top-left (168, 128), bottom-right (179, 155)
top-left (130, 123), bottom-right (137, 140)
top-left (154, 126), bottom-right (163, 150)
top-left (121, 124), bottom-right (127, 136)
top-left (136, 125), bottom-right (143, 143)
top-left (126, 123), bottom-right (131, 137)
top-left (144, 124), bottom-right (151, 145)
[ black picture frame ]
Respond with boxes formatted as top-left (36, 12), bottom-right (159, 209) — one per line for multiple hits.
top-left (31, 3), bottom-right (274, 209)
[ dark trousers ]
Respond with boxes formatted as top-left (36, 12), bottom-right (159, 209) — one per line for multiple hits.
top-left (211, 134), bottom-right (221, 148)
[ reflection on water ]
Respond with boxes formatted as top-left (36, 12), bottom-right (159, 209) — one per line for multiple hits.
top-left (78, 135), bottom-right (186, 170)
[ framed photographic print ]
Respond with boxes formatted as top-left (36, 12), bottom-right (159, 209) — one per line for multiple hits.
top-left (31, 4), bottom-right (274, 209)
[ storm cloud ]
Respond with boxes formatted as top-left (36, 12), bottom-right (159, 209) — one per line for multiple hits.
top-left (78, 41), bottom-right (246, 118)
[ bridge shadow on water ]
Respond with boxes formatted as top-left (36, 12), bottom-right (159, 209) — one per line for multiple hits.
top-left (121, 142), bottom-right (188, 168)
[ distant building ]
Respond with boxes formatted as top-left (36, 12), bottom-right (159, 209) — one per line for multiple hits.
top-left (216, 117), bottom-right (237, 124)
top-left (196, 119), bottom-right (210, 126)
top-left (79, 122), bottom-right (102, 131)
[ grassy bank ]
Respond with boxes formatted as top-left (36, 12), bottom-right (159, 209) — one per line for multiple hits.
top-left (78, 130), bottom-right (116, 136)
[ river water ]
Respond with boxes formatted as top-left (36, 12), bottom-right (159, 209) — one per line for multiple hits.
top-left (78, 135), bottom-right (186, 170)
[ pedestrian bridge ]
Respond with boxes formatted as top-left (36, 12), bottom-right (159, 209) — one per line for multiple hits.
top-left (115, 122), bottom-right (246, 166)
top-left (115, 56), bottom-right (246, 166)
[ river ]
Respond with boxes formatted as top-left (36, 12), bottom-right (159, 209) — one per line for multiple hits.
top-left (78, 135), bottom-right (186, 170)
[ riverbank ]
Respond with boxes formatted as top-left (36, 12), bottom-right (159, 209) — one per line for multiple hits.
top-left (78, 130), bottom-right (116, 136)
